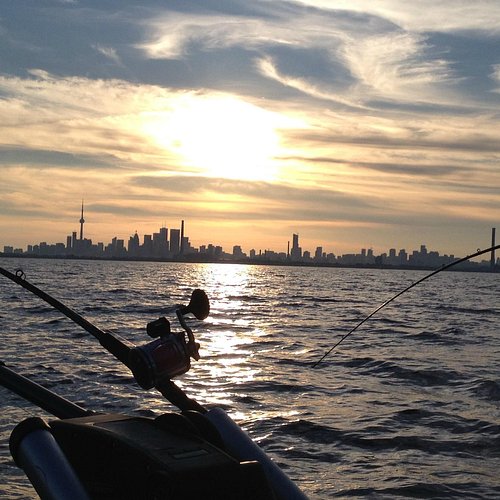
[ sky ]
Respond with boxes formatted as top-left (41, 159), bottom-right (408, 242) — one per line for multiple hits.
top-left (1, 0), bottom-right (499, 257)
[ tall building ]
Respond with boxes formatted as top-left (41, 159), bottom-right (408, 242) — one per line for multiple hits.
top-left (143, 235), bottom-right (153, 257)
top-left (492, 228), bottom-right (496, 269)
top-left (181, 236), bottom-right (190, 254)
top-left (233, 245), bottom-right (244, 259)
top-left (128, 232), bottom-right (140, 257)
top-left (158, 227), bottom-right (169, 258)
top-left (159, 226), bottom-right (168, 246)
top-left (180, 220), bottom-right (185, 255)
top-left (290, 233), bottom-right (301, 261)
top-left (170, 229), bottom-right (180, 256)
top-left (79, 201), bottom-right (85, 241)
top-left (398, 249), bottom-right (408, 265)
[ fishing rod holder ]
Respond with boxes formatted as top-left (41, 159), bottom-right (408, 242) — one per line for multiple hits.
top-left (129, 289), bottom-right (209, 390)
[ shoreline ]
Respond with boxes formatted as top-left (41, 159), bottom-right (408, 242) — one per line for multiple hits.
top-left (1, 252), bottom-right (497, 274)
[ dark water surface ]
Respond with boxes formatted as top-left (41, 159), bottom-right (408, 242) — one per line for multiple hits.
top-left (0, 258), bottom-right (499, 499)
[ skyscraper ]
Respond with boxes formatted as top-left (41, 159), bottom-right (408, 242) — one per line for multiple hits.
top-left (159, 227), bottom-right (169, 257)
top-left (180, 220), bottom-right (185, 255)
top-left (170, 229), bottom-right (180, 256)
top-left (128, 232), bottom-right (140, 257)
top-left (290, 233), bottom-right (301, 261)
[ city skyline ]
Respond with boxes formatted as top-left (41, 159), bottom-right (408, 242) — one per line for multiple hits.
top-left (1, 2), bottom-right (500, 256)
top-left (0, 199), bottom-right (498, 257)
top-left (2, 204), bottom-right (497, 269)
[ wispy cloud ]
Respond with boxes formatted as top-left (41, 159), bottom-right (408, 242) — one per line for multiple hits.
top-left (92, 44), bottom-right (122, 65)
top-left (340, 32), bottom-right (457, 104)
top-left (296, 1), bottom-right (500, 32)
top-left (491, 64), bottom-right (500, 92)
top-left (0, 70), bottom-right (180, 163)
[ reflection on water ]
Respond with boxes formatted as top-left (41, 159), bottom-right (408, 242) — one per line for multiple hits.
top-left (180, 264), bottom-right (260, 407)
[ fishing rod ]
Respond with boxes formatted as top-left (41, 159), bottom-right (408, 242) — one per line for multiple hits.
top-left (0, 267), bottom-right (132, 365)
top-left (0, 266), bottom-right (208, 412)
top-left (312, 244), bottom-right (500, 368)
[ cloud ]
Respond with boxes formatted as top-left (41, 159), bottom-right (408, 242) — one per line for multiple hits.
top-left (283, 155), bottom-right (469, 178)
top-left (256, 56), bottom-right (364, 110)
top-left (132, 174), bottom-right (406, 223)
top-left (340, 32), bottom-right (457, 104)
top-left (130, 173), bottom-right (499, 234)
top-left (491, 64), bottom-right (500, 92)
top-left (288, 126), bottom-right (500, 154)
top-left (135, 12), bottom-right (261, 60)
top-left (296, 1), bottom-right (500, 33)
top-left (0, 147), bottom-right (117, 169)
top-left (88, 203), bottom-right (159, 217)
top-left (92, 44), bottom-right (122, 65)
top-left (131, 2), bottom-right (500, 114)
top-left (0, 71), bottom-right (188, 166)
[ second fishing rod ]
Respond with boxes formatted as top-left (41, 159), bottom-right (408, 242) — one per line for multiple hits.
top-left (312, 244), bottom-right (500, 368)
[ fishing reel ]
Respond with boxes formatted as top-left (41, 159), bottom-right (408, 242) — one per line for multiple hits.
top-left (129, 289), bottom-right (210, 390)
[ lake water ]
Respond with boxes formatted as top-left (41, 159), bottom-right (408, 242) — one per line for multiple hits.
top-left (0, 257), bottom-right (499, 499)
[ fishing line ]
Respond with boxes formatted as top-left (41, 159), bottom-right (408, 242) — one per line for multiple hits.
top-left (312, 244), bottom-right (499, 368)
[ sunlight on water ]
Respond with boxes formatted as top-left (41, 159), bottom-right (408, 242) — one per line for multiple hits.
top-left (164, 264), bottom-right (268, 409)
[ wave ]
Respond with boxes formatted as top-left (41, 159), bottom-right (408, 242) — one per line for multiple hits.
top-left (405, 326), bottom-right (467, 345)
top-left (342, 356), bottom-right (464, 386)
top-left (272, 417), bottom-right (500, 457)
top-left (435, 304), bottom-right (499, 316)
top-left (467, 379), bottom-right (500, 403)
top-left (20, 304), bottom-right (55, 315)
top-left (244, 381), bottom-right (317, 394)
top-left (107, 288), bottom-right (132, 294)
top-left (337, 482), bottom-right (499, 499)
top-left (392, 409), bottom-right (500, 437)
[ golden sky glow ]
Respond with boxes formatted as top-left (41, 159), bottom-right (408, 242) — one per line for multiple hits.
top-left (142, 95), bottom-right (296, 181)
top-left (0, 1), bottom-right (499, 256)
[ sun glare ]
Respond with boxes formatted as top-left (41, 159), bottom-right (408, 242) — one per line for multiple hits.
top-left (144, 95), bottom-right (284, 181)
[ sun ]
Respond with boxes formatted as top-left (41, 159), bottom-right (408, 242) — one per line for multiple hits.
top-left (145, 94), bottom-right (284, 181)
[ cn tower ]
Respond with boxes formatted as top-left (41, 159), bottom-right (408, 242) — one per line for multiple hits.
top-left (79, 200), bottom-right (85, 241)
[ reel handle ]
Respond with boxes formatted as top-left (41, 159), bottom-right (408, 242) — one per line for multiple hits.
top-left (179, 289), bottom-right (210, 320)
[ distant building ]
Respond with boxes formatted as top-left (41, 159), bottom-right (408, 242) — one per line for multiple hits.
top-left (233, 245), bottom-right (245, 259)
top-left (142, 235), bottom-right (153, 257)
top-left (79, 201), bottom-right (85, 241)
top-left (290, 233), bottom-right (302, 261)
top-left (170, 229), bottom-right (180, 256)
top-left (314, 246), bottom-right (323, 261)
top-left (181, 237), bottom-right (191, 254)
top-left (128, 232), bottom-right (140, 257)
top-left (398, 249), bottom-right (407, 265)
top-left (153, 230), bottom-right (168, 258)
